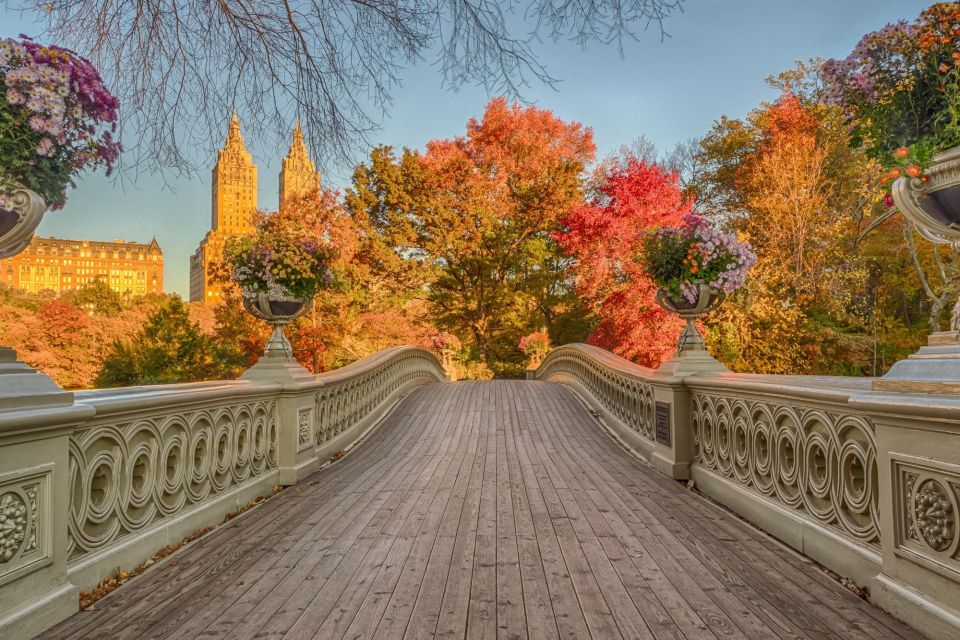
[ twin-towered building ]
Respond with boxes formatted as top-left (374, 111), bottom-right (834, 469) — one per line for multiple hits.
top-left (188, 112), bottom-right (321, 303)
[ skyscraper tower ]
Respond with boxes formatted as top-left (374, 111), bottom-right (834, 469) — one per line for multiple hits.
top-left (278, 119), bottom-right (320, 211)
top-left (189, 111), bottom-right (259, 302)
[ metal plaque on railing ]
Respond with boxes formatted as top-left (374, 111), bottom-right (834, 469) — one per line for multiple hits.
top-left (655, 401), bottom-right (670, 446)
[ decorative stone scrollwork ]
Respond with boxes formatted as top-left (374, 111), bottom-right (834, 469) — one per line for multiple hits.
top-left (533, 347), bottom-right (656, 441)
top-left (297, 407), bottom-right (313, 451)
top-left (691, 393), bottom-right (880, 548)
top-left (898, 463), bottom-right (960, 574)
top-left (315, 350), bottom-right (446, 446)
top-left (67, 399), bottom-right (278, 560)
top-left (0, 472), bottom-right (45, 580)
top-left (0, 492), bottom-right (27, 562)
top-left (913, 479), bottom-right (955, 551)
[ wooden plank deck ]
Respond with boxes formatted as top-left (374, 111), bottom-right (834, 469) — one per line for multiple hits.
top-left (39, 381), bottom-right (927, 640)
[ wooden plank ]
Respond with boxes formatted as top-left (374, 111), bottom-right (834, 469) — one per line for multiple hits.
top-left (466, 407), bottom-right (500, 640)
top-left (503, 384), bottom-right (559, 640)
top-left (370, 382), bottom-right (480, 640)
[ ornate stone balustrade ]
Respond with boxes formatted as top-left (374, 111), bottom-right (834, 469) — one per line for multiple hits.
top-left (684, 375), bottom-right (882, 581)
top-left (534, 348), bottom-right (960, 640)
top-left (534, 344), bottom-right (657, 441)
top-left (0, 346), bottom-right (446, 639)
top-left (310, 347), bottom-right (449, 449)
top-left (65, 381), bottom-right (282, 585)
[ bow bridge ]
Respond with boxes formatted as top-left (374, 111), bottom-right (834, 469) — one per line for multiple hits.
top-left (2, 344), bottom-right (959, 639)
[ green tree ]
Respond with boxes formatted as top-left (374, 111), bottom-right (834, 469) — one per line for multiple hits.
top-left (346, 99), bottom-right (595, 376)
top-left (95, 297), bottom-right (221, 387)
top-left (62, 279), bottom-right (126, 316)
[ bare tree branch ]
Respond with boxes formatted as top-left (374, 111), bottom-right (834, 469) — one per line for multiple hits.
top-left (6, 0), bottom-right (683, 176)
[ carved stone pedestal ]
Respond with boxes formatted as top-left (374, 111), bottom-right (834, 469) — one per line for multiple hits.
top-left (655, 347), bottom-right (729, 378)
top-left (873, 332), bottom-right (960, 394)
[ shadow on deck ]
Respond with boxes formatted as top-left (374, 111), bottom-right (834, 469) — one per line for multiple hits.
top-left (39, 381), bottom-right (924, 640)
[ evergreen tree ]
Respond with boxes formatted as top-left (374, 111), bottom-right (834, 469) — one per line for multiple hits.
top-left (95, 297), bottom-right (220, 387)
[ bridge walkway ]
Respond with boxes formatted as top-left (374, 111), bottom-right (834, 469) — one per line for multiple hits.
top-left (39, 381), bottom-right (924, 640)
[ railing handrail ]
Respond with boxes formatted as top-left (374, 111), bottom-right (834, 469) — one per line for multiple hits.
top-left (296, 345), bottom-right (445, 389)
top-left (538, 343), bottom-right (657, 381)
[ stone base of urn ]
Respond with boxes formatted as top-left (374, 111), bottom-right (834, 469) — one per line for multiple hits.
top-left (654, 283), bottom-right (729, 378)
top-left (240, 293), bottom-right (315, 384)
top-left (242, 354), bottom-right (315, 384)
top-left (873, 331), bottom-right (960, 394)
top-left (655, 347), bottom-right (729, 378)
top-left (0, 346), bottom-right (72, 411)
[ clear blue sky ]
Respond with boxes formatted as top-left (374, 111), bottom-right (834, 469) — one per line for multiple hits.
top-left (2, 0), bottom-right (934, 296)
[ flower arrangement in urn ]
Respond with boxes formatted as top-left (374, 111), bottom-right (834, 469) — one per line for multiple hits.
top-left (1, 36), bottom-right (121, 211)
top-left (226, 215), bottom-right (334, 361)
top-left (642, 214), bottom-right (756, 354)
top-left (823, 3), bottom-right (960, 181)
top-left (226, 219), bottom-right (333, 310)
top-left (642, 214), bottom-right (756, 307)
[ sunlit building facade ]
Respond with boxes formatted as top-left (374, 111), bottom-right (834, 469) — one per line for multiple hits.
top-left (0, 236), bottom-right (164, 295)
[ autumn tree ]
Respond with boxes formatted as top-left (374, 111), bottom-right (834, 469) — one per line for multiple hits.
top-left (556, 158), bottom-right (689, 367)
top-left (95, 297), bottom-right (221, 386)
top-left (346, 98), bottom-right (595, 375)
top-left (696, 87), bottom-right (926, 374)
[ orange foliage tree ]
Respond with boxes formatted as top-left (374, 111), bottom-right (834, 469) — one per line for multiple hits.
top-left (347, 98), bottom-right (596, 376)
top-left (556, 158), bottom-right (689, 367)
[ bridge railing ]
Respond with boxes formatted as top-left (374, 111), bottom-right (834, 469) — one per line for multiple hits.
top-left (0, 346), bottom-right (447, 639)
top-left (533, 344), bottom-right (960, 640)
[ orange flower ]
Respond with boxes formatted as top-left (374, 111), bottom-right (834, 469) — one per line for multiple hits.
top-left (952, 51), bottom-right (960, 60)
top-left (893, 146), bottom-right (910, 158)
top-left (906, 164), bottom-right (922, 178)
top-left (939, 63), bottom-right (951, 73)
top-left (888, 167), bottom-right (902, 179)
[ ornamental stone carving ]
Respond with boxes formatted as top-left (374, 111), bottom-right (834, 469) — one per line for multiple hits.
top-left (297, 407), bottom-right (313, 451)
top-left (67, 399), bottom-right (278, 559)
top-left (0, 492), bottom-right (27, 562)
top-left (315, 350), bottom-right (446, 446)
top-left (692, 393), bottom-right (880, 548)
top-left (897, 462), bottom-right (960, 577)
top-left (913, 479), bottom-right (955, 552)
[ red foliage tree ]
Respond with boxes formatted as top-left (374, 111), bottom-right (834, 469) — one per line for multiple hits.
top-left (557, 158), bottom-right (691, 367)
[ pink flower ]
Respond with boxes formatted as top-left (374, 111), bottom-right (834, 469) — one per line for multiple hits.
top-left (5, 88), bottom-right (23, 104)
top-left (35, 138), bottom-right (54, 156)
top-left (29, 115), bottom-right (46, 131)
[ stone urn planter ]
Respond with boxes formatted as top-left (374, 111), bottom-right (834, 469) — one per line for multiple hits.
top-left (0, 180), bottom-right (47, 259)
top-left (655, 281), bottom-right (724, 354)
top-left (892, 146), bottom-right (960, 247)
top-left (879, 145), bottom-right (960, 392)
top-left (242, 292), bottom-right (313, 360)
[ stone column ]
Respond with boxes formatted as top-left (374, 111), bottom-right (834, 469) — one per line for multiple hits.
top-left (851, 392), bottom-right (960, 640)
top-left (0, 402), bottom-right (94, 639)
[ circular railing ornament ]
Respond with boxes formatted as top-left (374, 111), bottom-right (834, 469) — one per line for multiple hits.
top-left (913, 478), bottom-right (956, 552)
